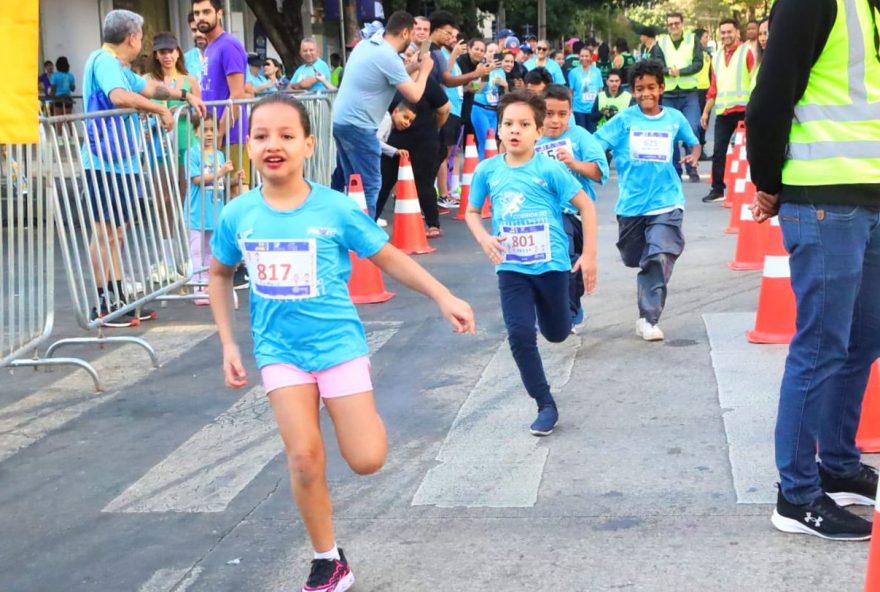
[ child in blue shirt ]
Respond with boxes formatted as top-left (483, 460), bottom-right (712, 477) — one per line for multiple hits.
top-left (465, 90), bottom-right (598, 437)
top-left (537, 84), bottom-right (609, 329)
top-left (209, 94), bottom-right (475, 592)
top-left (594, 60), bottom-right (700, 342)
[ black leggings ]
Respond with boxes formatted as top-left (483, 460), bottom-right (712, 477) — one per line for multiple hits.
top-left (376, 142), bottom-right (442, 228)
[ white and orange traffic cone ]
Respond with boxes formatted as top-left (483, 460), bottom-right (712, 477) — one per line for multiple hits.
top-left (728, 199), bottom-right (770, 271)
top-left (455, 135), bottom-right (478, 221)
top-left (864, 477), bottom-right (880, 585)
top-left (390, 153), bottom-right (435, 255)
top-left (856, 361), bottom-right (880, 453)
top-left (724, 165), bottom-right (755, 234)
top-left (481, 129), bottom-right (498, 219)
top-left (746, 216), bottom-right (796, 344)
top-left (346, 174), bottom-right (395, 304)
top-left (722, 121), bottom-right (746, 209)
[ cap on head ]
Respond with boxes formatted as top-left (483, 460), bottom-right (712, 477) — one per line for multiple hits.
top-left (504, 36), bottom-right (520, 50)
top-left (519, 44), bottom-right (533, 54)
top-left (152, 32), bottom-right (179, 51)
top-left (498, 28), bottom-right (514, 38)
top-left (564, 37), bottom-right (580, 47)
top-left (641, 25), bottom-right (657, 38)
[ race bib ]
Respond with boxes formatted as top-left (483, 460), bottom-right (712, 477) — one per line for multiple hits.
top-left (205, 165), bottom-right (225, 190)
top-left (582, 91), bottom-right (597, 104)
top-left (536, 139), bottom-right (573, 162)
top-left (242, 239), bottom-right (318, 300)
top-left (486, 88), bottom-right (500, 106)
top-left (500, 216), bottom-right (551, 264)
top-left (630, 130), bottom-right (673, 163)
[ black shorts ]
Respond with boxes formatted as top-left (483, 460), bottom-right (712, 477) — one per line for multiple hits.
top-left (87, 171), bottom-right (140, 225)
top-left (441, 115), bottom-right (462, 147)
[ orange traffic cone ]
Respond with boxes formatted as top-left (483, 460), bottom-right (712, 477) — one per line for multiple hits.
top-left (481, 129), bottom-right (498, 219)
top-left (346, 175), bottom-right (395, 304)
top-left (455, 135), bottom-right (478, 221)
top-left (746, 217), bottom-right (796, 344)
top-left (856, 361), bottom-right (880, 452)
top-left (391, 153), bottom-right (435, 255)
top-left (865, 505), bottom-right (880, 587)
top-left (724, 165), bottom-right (755, 234)
top-left (728, 198), bottom-right (770, 271)
top-left (722, 121), bottom-right (746, 209)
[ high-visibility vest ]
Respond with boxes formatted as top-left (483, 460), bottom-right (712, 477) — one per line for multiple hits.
top-left (750, 61), bottom-right (760, 92)
top-left (696, 51), bottom-right (711, 90)
top-left (782, 0), bottom-right (880, 186)
top-left (658, 33), bottom-right (699, 90)
top-left (597, 90), bottom-right (633, 127)
top-left (713, 44), bottom-right (751, 114)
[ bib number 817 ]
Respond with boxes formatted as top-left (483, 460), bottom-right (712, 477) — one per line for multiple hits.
top-left (257, 263), bottom-right (292, 281)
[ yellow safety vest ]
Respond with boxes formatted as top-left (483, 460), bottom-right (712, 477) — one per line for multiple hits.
top-left (697, 52), bottom-right (711, 90)
top-left (713, 44), bottom-right (751, 114)
top-left (782, 0), bottom-right (880, 185)
top-left (658, 33), bottom-right (699, 90)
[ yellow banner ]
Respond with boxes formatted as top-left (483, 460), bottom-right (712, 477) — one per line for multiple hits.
top-left (0, 0), bottom-right (39, 144)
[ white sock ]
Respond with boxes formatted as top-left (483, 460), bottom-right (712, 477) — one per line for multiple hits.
top-left (314, 545), bottom-right (340, 561)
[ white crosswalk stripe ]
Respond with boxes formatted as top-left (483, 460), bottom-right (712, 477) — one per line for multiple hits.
top-left (0, 325), bottom-right (216, 465)
top-left (104, 322), bottom-right (403, 514)
top-left (138, 567), bottom-right (203, 592)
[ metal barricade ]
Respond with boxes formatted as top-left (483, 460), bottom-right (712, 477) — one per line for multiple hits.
top-left (39, 108), bottom-right (194, 366)
top-left (163, 92), bottom-right (336, 304)
top-left (0, 137), bottom-right (100, 390)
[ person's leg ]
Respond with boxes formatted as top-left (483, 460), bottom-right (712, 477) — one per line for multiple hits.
top-left (776, 203), bottom-right (874, 504)
top-left (616, 215), bottom-right (649, 322)
top-left (679, 93), bottom-right (702, 176)
top-left (573, 112), bottom-right (589, 131)
top-left (189, 229), bottom-right (206, 284)
top-left (324, 391), bottom-right (387, 477)
top-left (268, 383), bottom-right (336, 553)
top-left (410, 142), bottom-right (441, 229)
top-left (711, 113), bottom-right (737, 194)
top-left (533, 270), bottom-right (573, 342)
top-left (563, 213), bottom-right (585, 324)
top-left (638, 209), bottom-right (686, 325)
top-left (662, 95), bottom-right (685, 177)
top-left (376, 154), bottom-right (399, 220)
top-left (498, 271), bottom-right (555, 408)
top-left (697, 89), bottom-right (708, 153)
top-left (471, 106), bottom-right (489, 160)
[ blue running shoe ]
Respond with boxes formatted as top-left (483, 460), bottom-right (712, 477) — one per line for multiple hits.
top-left (530, 404), bottom-right (559, 436)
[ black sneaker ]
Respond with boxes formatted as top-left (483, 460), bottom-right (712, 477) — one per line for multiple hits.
top-left (688, 171), bottom-right (701, 183)
top-left (302, 548), bottom-right (354, 592)
top-left (90, 302), bottom-right (157, 328)
top-left (820, 462), bottom-right (878, 507)
top-left (233, 265), bottom-right (249, 291)
top-left (771, 487), bottom-right (872, 541)
top-left (701, 190), bottom-right (724, 203)
top-left (530, 404), bottom-right (559, 437)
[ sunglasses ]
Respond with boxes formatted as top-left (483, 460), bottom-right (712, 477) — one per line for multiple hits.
top-left (537, 47), bottom-right (549, 51)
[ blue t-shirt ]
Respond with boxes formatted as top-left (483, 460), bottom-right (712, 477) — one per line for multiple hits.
top-left (537, 126), bottom-right (609, 202)
top-left (183, 47), bottom-right (203, 82)
top-left (441, 48), bottom-right (463, 117)
top-left (211, 183), bottom-right (389, 371)
top-left (246, 71), bottom-right (275, 96)
top-left (469, 153), bottom-right (582, 275)
top-left (188, 146), bottom-right (226, 231)
top-left (81, 47), bottom-right (147, 175)
top-left (50, 71), bottom-right (75, 97)
top-left (567, 66), bottom-right (604, 113)
top-left (202, 32), bottom-right (248, 143)
top-left (292, 58), bottom-right (332, 91)
top-left (595, 105), bottom-right (699, 217)
top-left (474, 68), bottom-right (505, 108)
top-left (523, 58), bottom-right (566, 84)
top-left (332, 36), bottom-right (410, 129)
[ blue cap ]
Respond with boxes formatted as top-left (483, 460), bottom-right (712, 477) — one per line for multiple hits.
top-left (498, 28), bottom-right (514, 38)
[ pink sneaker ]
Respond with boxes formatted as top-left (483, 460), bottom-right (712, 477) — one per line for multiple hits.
top-left (302, 549), bottom-right (354, 592)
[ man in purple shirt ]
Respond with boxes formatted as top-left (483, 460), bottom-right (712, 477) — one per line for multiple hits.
top-left (192, 0), bottom-right (250, 186)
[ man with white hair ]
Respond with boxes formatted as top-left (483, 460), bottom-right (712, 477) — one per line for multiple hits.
top-left (289, 37), bottom-right (336, 92)
top-left (82, 9), bottom-right (205, 326)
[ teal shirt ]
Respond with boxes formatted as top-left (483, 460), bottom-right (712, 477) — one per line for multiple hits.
top-left (537, 126), bottom-right (609, 203)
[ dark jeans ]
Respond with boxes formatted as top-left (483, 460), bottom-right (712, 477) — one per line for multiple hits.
top-left (563, 213), bottom-right (584, 321)
top-left (498, 270), bottom-right (571, 408)
top-left (331, 124), bottom-right (381, 217)
top-left (776, 202), bottom-right (880, 504)
top-left (710, 111), bottom-right (745, 194)
top-left (376, 142), bottom-right (441, 228)
top-left (697, 89), bottom-right (708, 149)
top-left (661, 92), bottom-right (700, 176)
top-left (616, 209), bottom-right (685, 325)
top-left (573, 111), bottom-right (596, 134)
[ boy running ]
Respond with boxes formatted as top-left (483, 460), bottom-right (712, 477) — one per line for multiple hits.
top-left (594, 60), bottom-right (700, 341)
top-left (465, 90), bottom-right (598, 436)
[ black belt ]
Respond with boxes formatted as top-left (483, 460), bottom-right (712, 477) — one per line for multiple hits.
top-left (474, 103), bottom-right (497, 111)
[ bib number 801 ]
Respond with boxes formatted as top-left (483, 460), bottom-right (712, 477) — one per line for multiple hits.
top-left (509, 234), bottom-right (536, 248)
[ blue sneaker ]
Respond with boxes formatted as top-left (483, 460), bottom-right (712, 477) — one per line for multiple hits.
top-left (530, 404), bottom-right (559, 436)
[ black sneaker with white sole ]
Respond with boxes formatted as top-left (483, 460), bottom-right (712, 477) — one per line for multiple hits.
top-left (820, 462), bottom-right (878, 507)
top-left (233, 265), bottom-right (249, 291)
top-left (90, 302), bottom-right (157, 328)
top-left (771, 487), bottom-right (872, 541)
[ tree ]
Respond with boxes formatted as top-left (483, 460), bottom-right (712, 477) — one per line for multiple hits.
top-left (245, 0), bottom-right (305, 72)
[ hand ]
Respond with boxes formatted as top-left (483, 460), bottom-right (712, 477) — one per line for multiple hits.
top-left (475, 62), bottom-right (492, 77)
top-left (438, 294), bottom-right (476, 335)
top-left (555, 148), bottom-right (575, 168)
top-left (479, 234), bottom-right (506, 265)
top-left (751, 191), bottom-right (780, 223)
top-left (669, 67), bottom-right (680, 78)
top-left (222, 160), bottom-right (235, 174)
top-left (222, 344), bottom-right (248, 389)
top-left (493, 76), bottom-right (507, 88)
top-left (186, 92), bottom-right (207, 118)
top-left (700, 112), bottom-right (709, 130)
top-left (159, 107), bottom-right (174, 131)
top-left (572, 253), bottom-right (597, 295)
top-left (396, 148), bottom-right (410, 160)
top-left (680, 153), bottom-right (699, 167)
top-left (419, 52), bottom-right (435, 73)
top-left (451, 40), bottom-right (467, 60)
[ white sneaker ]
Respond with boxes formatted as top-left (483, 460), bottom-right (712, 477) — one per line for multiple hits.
top-left (377, 218), bottom-right (388, 228)
top-left (150, 262), bottom-right (171, 283)
top-left (635, 318), bottom-right (665, 341)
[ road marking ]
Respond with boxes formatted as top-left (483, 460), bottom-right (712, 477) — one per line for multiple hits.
top-left (0, 325), bottom-right (217, 465)
top-left (104, 322), bottom-right (401, 513)
top-left (138, 567), bottom-right (202, 592)
top-left (704, 312), bottom-right (785, 503)
top-left (412, 335), bottom-right (580, 508)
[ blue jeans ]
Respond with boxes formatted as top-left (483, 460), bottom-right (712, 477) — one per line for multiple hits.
top-left (498, 270), bottom-right (571, 408)
top-left (331, 124), bottom-right (381, 217)
top-left (661, 93), bottom-right (700, 176)
top-left (573, 111), bottom-right (595, 134)
top-left (776, 202), bottom-right (880, 504)
top-left (470, 105), bottom-right (497, 160)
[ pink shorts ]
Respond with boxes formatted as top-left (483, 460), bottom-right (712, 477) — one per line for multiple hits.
top-left (261, 356), bottom-right (372, 398)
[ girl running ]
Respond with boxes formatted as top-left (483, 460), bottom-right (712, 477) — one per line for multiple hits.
top-left (208, 93), bottom-right (475, 592)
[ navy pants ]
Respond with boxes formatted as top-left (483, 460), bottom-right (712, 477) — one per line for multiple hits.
top-left (563, 213), bottom-right (585, 322)
top-left (498, 270), bottom-right (571, 408)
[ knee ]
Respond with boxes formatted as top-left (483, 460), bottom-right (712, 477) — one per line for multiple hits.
top-left (507, 324), bottom-right (537, 350)
top-left (347, 451), bottom-right (385, 476)
top-left (286, 447), bottom-right (325, 487)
